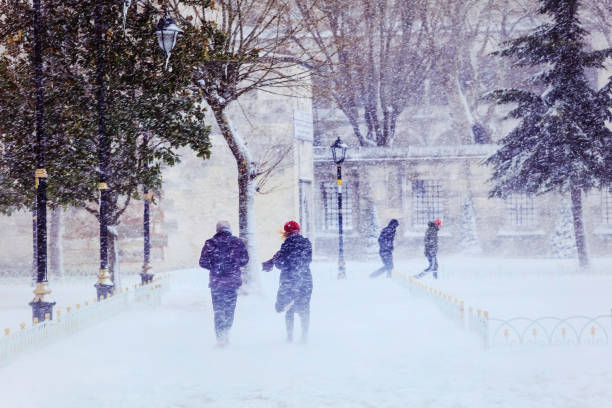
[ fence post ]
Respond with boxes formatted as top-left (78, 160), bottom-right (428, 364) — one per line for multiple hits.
top-left (483, 311), bottom-right (489, 350)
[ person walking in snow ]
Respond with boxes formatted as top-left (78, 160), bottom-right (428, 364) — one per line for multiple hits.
top-left (199, 220), bottom-right (249, 347)
top-left (422, 219), bottom-right (441, 278)
top-left (369, 219), bottom-right (399, 278)
top-left (262, 221), bottom-right (313, 343)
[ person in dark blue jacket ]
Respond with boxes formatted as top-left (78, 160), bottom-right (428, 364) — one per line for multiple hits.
top-left (370, 219), bottom-right (399, 278)
top-left (263, 221), bottom-right (313, 343)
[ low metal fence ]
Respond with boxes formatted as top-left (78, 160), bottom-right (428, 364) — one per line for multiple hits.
top-left (0, 274), bottom-right (170, 365)
top-left (487, 314), bottom-right (611, 347)
top-left (393, 269), bottom-right (611, 349)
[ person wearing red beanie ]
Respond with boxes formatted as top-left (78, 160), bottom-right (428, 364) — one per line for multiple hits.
top-left (262, 220), bottom-right (313, 343)
top-left (416, 219), bottom-right (441, 279)
top-left (283, 220), bottom-right (301, 237)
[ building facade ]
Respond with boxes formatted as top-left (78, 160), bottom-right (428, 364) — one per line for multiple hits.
top-left (313, 145), bottom-right (612, 261)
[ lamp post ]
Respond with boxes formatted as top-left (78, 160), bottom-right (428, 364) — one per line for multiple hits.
top-left (141, 135), bottom-right (153, 285)
top-left (94, 2), bottom-right (113, 300)
top-left (141, 186), bottom-right (154, 284)
top-left (120, 3), bottom-right (182, 286)
top-left (154, 13), bottom-right (183, 71)
top-left (29, 0), bottom-right (55, 322)
top-left (330, 137), bottom-right (348, 279)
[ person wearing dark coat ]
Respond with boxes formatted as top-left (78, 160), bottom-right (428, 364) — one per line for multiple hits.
top-left (423, 219), bottom-right (441, 278)
top-left (262, 220), bottom-right (313, 343)
top-left (199, 220), bottom-right (249, 347)
top-left (370, 219), bottom-right (399, 278)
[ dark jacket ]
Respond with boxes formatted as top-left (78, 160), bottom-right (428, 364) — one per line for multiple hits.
top-left (424, 222), bottom-right (439, 256)
top-left (199, 230), bottom-right (249, 289)
top-left (378, 221), bottom-right (398, 255)
top-left (273, 233), bottom-right (313, 290)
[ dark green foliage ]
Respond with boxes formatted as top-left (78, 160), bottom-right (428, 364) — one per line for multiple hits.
top-left (484, 0), bottom-right (612, 198)
top-left (0, 0), bottom-right (211, 221)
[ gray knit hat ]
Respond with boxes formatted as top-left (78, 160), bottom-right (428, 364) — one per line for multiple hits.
top-left (216, 220), bottom-right (231, 232)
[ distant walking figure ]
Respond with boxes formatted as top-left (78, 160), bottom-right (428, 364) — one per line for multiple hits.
top-left (369, 219), bottom-right (399, 278)
top-left (199, 220), bottom-right (249, 347)
top-left (262, 221), bottom-right (313, 343)
top-left (423, 219), bottom-right (441, 278)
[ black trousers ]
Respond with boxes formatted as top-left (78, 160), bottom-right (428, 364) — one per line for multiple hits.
top-left (276, 282), bottom-right (312, 341)
top-left (425, 253), bottom-right (438, 271)
top-left (370, 251), bottom-right (393, 278)
top-left (211, 287), bottom-right (238, 341)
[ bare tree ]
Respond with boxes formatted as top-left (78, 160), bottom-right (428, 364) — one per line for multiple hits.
top-left (424, 0), bottom-right (540, 145)
top-left (293, 0), bottom-right (433, 147)
top-left (168, 0), bottom-right (314, 289)
top-left (581, 0), bottom-right (612, 48)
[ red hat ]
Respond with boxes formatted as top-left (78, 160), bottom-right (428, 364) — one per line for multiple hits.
top-left (284, 220), bottom-right (301, 234)
top-left (434, 219), bottom-right (442, 228)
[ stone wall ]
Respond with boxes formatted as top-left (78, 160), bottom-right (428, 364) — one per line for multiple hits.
top-left (313, 145), bottom-right (612, 261)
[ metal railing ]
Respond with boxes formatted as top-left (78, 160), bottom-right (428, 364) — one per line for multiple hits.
top-left (487, 314), bottom-right (611, 347)
top-left (0, 274), bottom-right (170, 365)
top-left (392, 269), bottom-right (611, 349)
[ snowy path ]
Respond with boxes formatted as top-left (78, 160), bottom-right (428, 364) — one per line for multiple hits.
top-left (1, 264), bottom-right (611, 407)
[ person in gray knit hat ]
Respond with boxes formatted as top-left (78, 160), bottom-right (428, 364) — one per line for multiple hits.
top-left (199, 220), bottom-right (248, 347)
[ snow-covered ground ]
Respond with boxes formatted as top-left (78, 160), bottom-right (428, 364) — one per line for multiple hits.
top-left (1, 259), bottom-right (611, 407)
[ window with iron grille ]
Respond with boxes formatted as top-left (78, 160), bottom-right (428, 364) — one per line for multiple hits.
top-left (411, 180), bottom-right (443, 227)
top-left (319, 182), bottom-right (353, 232)
top-left (603, 187), bottom-right (612, 225)
top-left (506, 194), bottom-right (535, 227)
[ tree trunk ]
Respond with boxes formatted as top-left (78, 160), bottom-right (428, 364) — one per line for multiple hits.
top-left (49, 206), bottom-right (64, 278)
top-left (570, 185), bottom-right (589, 269)
top-left (108, 225), bottom-right (121, 289)
top-left (211, 105), bottom-right (260, 292)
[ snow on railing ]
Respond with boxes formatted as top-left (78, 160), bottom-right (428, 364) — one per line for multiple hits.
top-left (393, 269), bottom-right (611, 349)
top-left (0, 274), bottom-right (170, 365)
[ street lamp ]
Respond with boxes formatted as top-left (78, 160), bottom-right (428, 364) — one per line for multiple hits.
top-left (118, 4), bottom-right (182, 287)
top-left (29, 0), bottom-right (55, 322)
top-left (330, 137), bottom-right (348, 279)
top-left (141, 134), bottom-right (153, 285)
top-left (94, 2), bottom-right (114, 300)
top-left (141, 187), bottom-right (154, 285)
top-left (154, 14), bottom-right (183, 71)
top-left (122, 0), bottom-right (132, 31)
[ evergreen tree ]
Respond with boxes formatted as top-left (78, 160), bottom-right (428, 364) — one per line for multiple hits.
top-left (0, 1), bottom-right (211, 278)
top-left (484, 0), bottom-right (612, 268)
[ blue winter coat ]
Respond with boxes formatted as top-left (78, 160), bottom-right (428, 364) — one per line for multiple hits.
top-left (273, 234), bottom-right (313, 291)
top-left (199, 230), bottom-right (249, 289)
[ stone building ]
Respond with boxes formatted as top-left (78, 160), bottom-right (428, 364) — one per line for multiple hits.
top-left (313, 144), bottom-right (612, 261)
top-left (311, 23), bottom-right (612, 263)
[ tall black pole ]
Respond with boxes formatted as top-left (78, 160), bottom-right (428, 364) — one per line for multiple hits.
top-left (337, 164), bottom-right (346, 279)
top-left (141, 134), bottom-right (153, 285)
top-left (94, 2), bottom-right (113, 299)
top-left (31, 204), bottom-right (37, 286)
top-left (140, 186), bottom-right (154, 285)
top-left (29, 0), bottom-right (55, 321)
